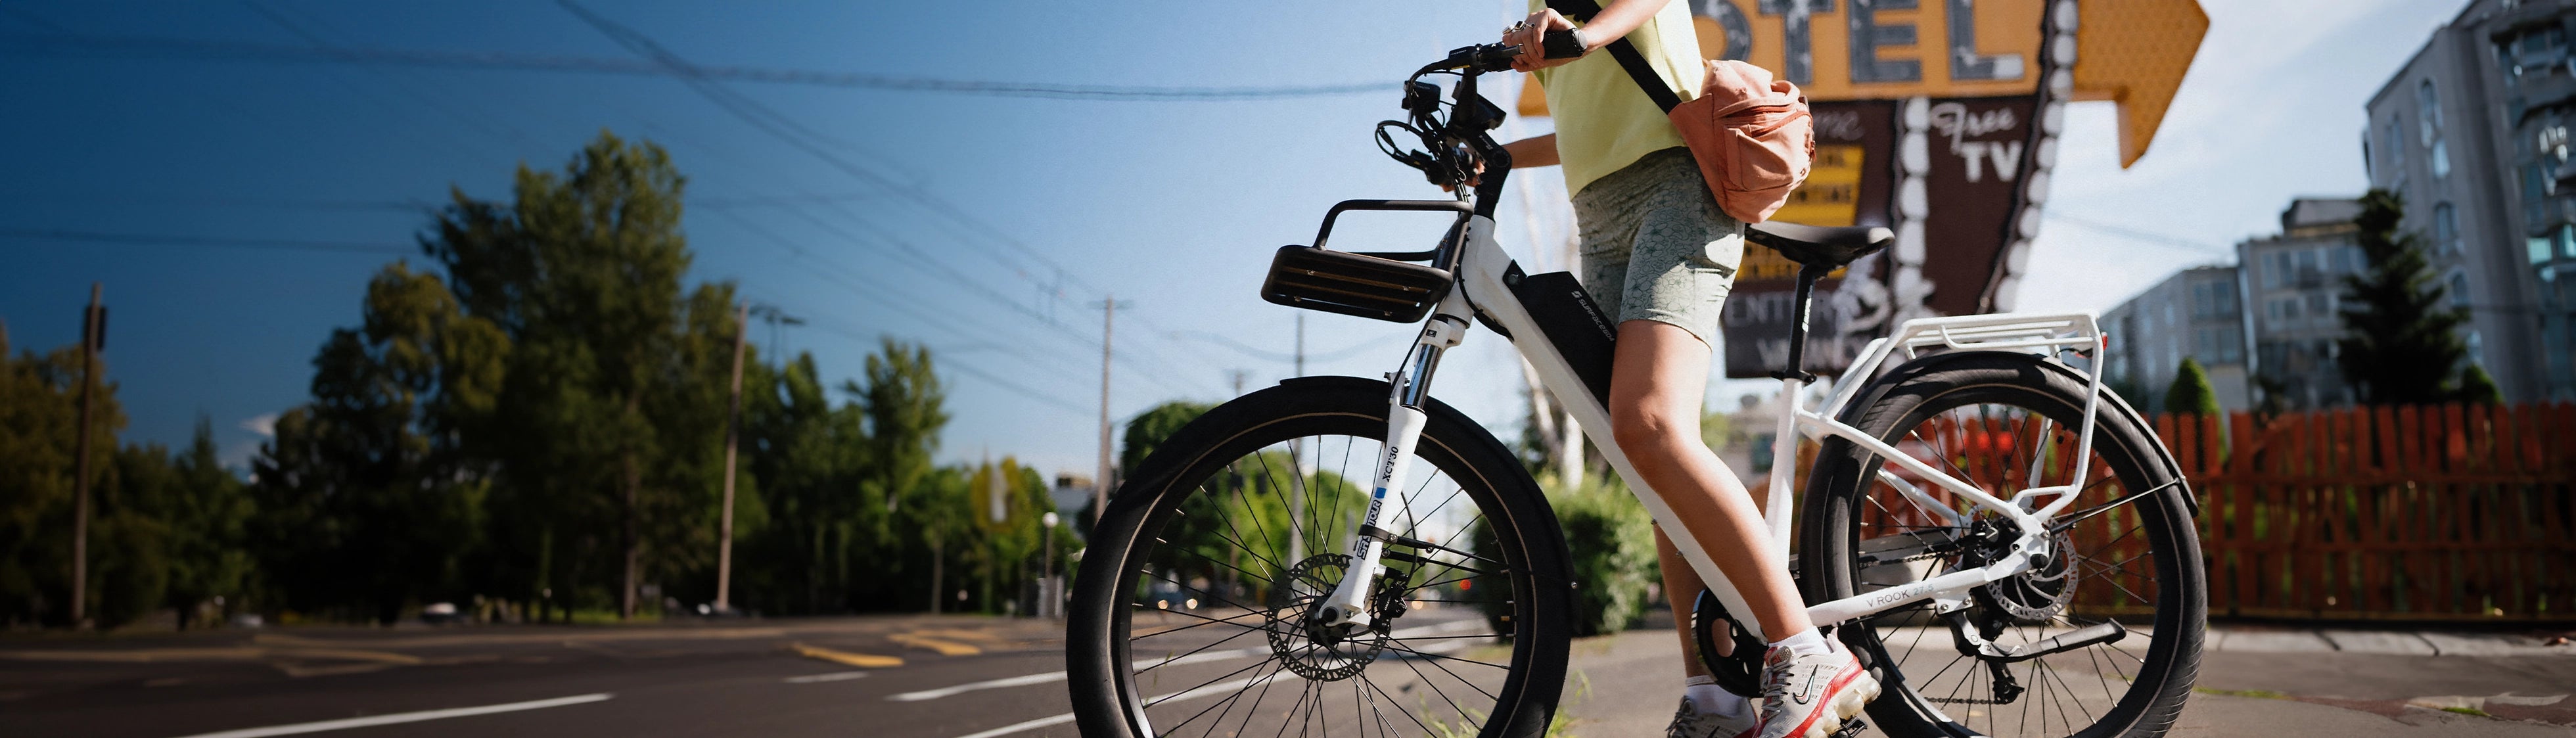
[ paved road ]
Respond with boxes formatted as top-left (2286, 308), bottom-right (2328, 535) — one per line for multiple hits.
top-left (2, 614), bottom-right (2569, 737)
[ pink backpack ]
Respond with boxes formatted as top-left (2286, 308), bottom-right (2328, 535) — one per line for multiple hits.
top-left (1668, 60), bottom-right (1814, 223)
top-left (1544, 1), bottom-right (1816, 223)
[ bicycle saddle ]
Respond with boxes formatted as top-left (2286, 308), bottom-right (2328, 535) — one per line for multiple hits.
top-left (1747, 222), bottom-right (1895, 269)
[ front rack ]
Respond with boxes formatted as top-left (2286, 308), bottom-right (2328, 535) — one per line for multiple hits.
top-left (1259, 199), bottom-right (1471, 324)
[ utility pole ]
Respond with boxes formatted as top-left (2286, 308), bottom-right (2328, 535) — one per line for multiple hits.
top-left (714, 302), bottom-right (748, 614)
top-left (1092, 296), bottom-right (1130, 524)
top-left (70, 283), bottom-right (102, 629)
top-left (1230, 369), bottom-right (1249, 397)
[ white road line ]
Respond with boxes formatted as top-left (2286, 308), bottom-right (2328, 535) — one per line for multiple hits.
top-left (952, 672), bottom-right (1289, 738)
top-left (890, 670), bottom-right (1067, 701)
top-left (168, 693), bottom-right (614, 738)
top-left (783, 670), bottom-right (873, 683)
top-left (894, 616), bottom-right (1486, 703)
top-left (886, 647), bottom-right (1264, 702)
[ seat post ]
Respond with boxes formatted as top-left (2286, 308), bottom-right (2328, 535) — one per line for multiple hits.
top-left (1772, 264), bottom-right (1823, 382)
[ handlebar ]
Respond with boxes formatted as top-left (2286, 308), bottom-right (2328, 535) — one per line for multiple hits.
top-left (1542, 30), bottom-right (1582, 60)
top-left (1421, 43), bottom-right (1524, 75)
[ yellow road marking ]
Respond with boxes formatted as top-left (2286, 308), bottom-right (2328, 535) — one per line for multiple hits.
top-left (888, 632), bottom-right (983, 656)
top-left (790, 642), bottom-right (903, 668)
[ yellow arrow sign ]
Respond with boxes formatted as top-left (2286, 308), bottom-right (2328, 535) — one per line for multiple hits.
top-left (2071, 0), bottom-right (2209, 168)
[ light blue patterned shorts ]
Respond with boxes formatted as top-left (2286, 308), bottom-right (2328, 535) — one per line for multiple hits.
top-left (1572, 147), bottom-right (1747, 348)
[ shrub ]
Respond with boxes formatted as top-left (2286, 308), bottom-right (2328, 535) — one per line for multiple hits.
top-left (1476, 472), bottom-right (1657, 637)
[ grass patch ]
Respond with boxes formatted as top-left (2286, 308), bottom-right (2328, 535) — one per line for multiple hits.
top-left (2439, 706), bottom-right (2490, 718)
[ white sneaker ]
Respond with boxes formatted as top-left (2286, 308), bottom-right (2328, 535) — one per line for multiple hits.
top-left (1666, 695), bottom-right (1759, 738)
top-left (1755, 639), bottom-right (1880, 738)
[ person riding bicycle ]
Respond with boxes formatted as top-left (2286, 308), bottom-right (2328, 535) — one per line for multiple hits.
top-left (1498, 3), bottom-right (1879, 737)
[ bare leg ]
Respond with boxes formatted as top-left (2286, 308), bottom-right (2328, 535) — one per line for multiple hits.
top-left (1610, 319), bottom-right (1814, 643)
top-left (1657, 528), bottom-right (1725, 676)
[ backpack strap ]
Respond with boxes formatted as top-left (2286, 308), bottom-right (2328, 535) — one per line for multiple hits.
top-left (1544, 0), bottom-right (1682, 113)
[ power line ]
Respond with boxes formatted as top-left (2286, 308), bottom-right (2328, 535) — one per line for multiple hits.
top-left (0, 227), bottom-right (413, 254)
top-left (2046, 213), bottom-right (2236, 257)
top-left (710, 210), bottom-right (1201, 404)
top-left (783, 309), bottom-right (1095, 417)
top-left (0, 32), bottom-right (1386, 101)
top-left (555, 1), bottom-right (1231, 397)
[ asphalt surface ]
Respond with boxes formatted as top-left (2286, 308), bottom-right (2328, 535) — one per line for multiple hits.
top-left (1, 612), bottom-right (2569, 738)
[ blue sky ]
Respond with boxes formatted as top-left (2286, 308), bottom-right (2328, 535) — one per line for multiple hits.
top-left (0, 0), bottom-right (2464, 478)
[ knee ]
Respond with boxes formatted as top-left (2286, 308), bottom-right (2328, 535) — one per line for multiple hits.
top-left (1609, 400), bottom-right (1696, 461)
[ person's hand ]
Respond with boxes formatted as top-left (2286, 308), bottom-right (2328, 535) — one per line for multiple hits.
top-left (1439, 160), bottom-right (1486, 192)
top-left (1505, 9), bottom-right (1580, 72)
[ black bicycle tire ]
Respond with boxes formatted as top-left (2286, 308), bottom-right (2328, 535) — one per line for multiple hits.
top-left (1067, 376), bottom-right (1575, 738)
top-left (1800, 351), bottom-right (2205, 738)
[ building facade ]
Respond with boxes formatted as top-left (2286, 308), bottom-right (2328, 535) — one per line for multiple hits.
top-left (2102, 265), bottom-right (2249, 412)
top-left (2238, 198), bottom-right (2368, 409)
top-left (2365, 0), bottom-right (2576, 400)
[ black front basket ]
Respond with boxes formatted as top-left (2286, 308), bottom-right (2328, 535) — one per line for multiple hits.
top-left (1261, 245), bottom-right (1454, 323)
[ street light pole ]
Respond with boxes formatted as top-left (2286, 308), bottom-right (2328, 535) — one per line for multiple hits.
top-left (714, 302), bottom-right (748, 613)
top-left (1041, 511), bottom-right (1061, 619)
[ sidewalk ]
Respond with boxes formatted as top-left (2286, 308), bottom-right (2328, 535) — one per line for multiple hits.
top-left (1556, 623), bottom-right (2576, 737)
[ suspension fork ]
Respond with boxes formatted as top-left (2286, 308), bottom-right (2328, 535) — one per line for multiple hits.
top-left (1312, 311), bottom-right (1469, 631)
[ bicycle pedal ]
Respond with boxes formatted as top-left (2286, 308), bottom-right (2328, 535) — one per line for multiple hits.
top-left (1827, 718), bottom-right (1869, 738)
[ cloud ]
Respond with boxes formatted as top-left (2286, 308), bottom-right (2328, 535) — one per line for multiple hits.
top-left (239, 412), bottom-right (279, 438)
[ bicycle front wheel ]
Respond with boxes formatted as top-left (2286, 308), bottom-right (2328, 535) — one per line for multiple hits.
top-left (1068, 377), bottom-right (1573, 738)
top-left (1802, 351), bottom-right (2205, 738)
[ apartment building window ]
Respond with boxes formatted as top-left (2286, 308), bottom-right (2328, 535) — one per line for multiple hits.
top-left (2383, 119), bottom-right (2406, 175)
top-left (2307, 292), bottom-right (2333, 322)
top-left (2431, 202), bottom-right (2458, 254)
top-left (2450, 271), bottom-right (2472, 310)
top-left (2197, 325), bottom-right (2244, 364)
top-left (2268, 298), bottom-right (2301, 325)
top-left (2189, 280), bottom-right (2237, 319)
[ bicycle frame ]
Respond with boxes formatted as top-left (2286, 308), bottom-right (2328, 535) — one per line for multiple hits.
top-left (1313, 210), bottom-right (2114, 643)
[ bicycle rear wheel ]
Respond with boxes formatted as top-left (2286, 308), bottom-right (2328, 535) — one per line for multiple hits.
top-left (1802, 351), bottom-right (2204, 738)
top-left (1068, 377), bottom-right (1573, 738)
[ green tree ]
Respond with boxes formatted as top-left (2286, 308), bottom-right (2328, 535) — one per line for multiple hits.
top-left (252, 263), bottom-right (506, 623)
top-left (863, 340), bottom-right (952, 611)
top-left (2338, 189), bottom-right (2470, 405)
top-left (2163, 357), bottom-right (2222, 417)
top-left (1122, 400), bottom-right (1215, 474)
top-left (155, 417), bottom-right (253, 629)
top-left (427, 131), bottom-right (732, 620)
top-left (2458, 363), bottom-right (2503, 405)
top-left (0, 334), bottom-right (129, 627)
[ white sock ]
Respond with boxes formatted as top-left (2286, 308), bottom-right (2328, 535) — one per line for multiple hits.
top-left (1770, 628), bottom-right (1831, 657)
top-left (1682, 677), bottom-right (1749, 718)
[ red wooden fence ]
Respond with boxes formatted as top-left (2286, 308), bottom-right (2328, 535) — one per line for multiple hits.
top-left (2153, 404), bottom-right (2576, 622)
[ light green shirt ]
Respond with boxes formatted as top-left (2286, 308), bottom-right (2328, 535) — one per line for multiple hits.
top-left (1530, 0), bottom-right (1705, 195)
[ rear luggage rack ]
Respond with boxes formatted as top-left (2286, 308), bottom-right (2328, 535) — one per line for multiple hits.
top-left (1259, 199), bottom-right (1470, 323)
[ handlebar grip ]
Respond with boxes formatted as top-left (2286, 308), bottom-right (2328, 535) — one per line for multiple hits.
top-left (1542, 30), bottom-right (1583, 59)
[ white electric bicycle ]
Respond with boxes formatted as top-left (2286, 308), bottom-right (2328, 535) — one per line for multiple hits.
top-left (1069, 41), bottom-right (2203, 738)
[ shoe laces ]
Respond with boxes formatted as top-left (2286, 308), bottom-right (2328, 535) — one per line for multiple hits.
top-left (1759, 650), bottom-right (1794, 706)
